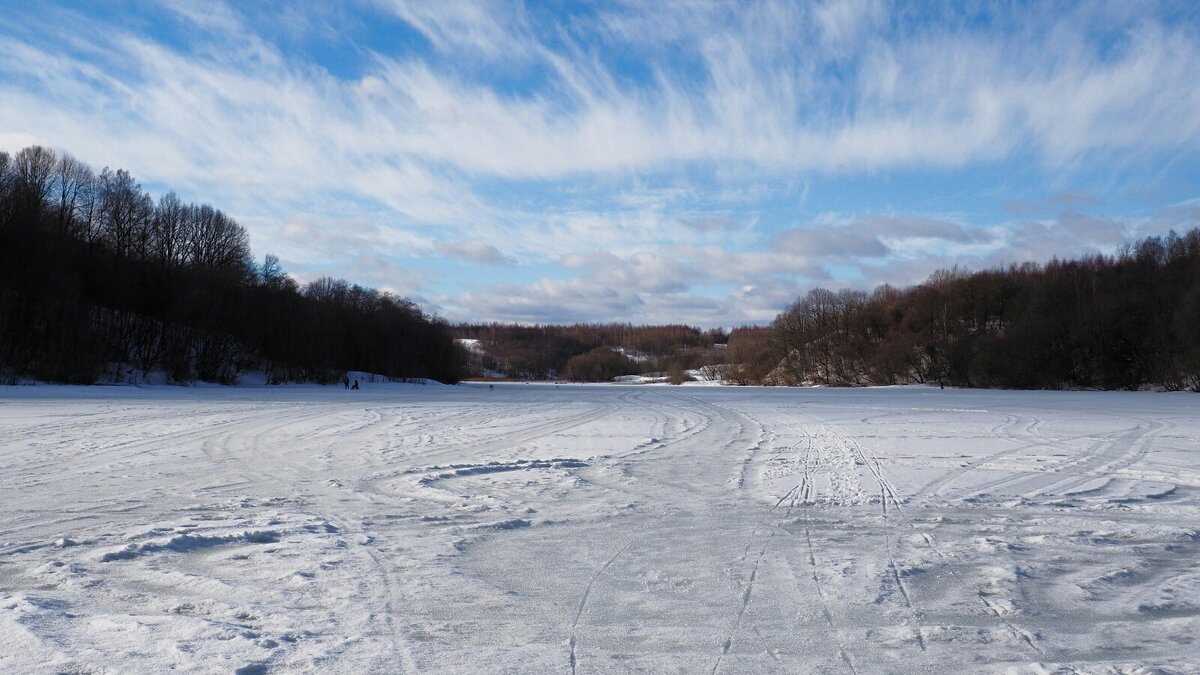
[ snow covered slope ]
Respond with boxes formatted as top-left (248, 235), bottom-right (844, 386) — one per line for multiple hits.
top-left (1, 384), bottom-right (1198, 673)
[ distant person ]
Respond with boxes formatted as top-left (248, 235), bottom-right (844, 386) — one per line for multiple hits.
top-left (351, 379), bottom-right (359, 390)
top-left (343, 375), bottom-right (350, 390)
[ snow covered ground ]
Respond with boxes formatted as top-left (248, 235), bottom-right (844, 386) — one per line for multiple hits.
top-left (1, 383), bottom-right (1198, 673)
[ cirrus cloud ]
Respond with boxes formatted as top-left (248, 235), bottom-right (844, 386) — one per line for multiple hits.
top-left (2, 1), bottom-right (1197, 326)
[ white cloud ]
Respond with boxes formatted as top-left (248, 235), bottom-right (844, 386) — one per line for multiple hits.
top-left (1, 1), bottom-right (1197, 325)
top-left (5, 3), bottom-right (1198, 183)
top-left (375, 0), bottom-right (530, 59)
top-left (679, 216), bottom-right (737, 232)
top-left (436, 240), bottom-right (516, 266)
top-left (814, 0), bottom-right (884, 49)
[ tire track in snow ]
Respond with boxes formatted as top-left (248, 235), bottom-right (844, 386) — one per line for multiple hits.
top-left (356, 397), bottom-right (623, 510)
top-left (339, 494), bottom-right (421, 675)
top-left (713, 429), bottom-right (859, 674)
top-left (959, 416), bottom-right (1167, 502)
top-left (17, 399), bottom-right (413, 672)
top-left (201, 404), bottom-right (421, 673)
top-left (811, 417), bottom-right (932, 655)
top-left (906, 413), bottom-right (1035, 503)
top-left (568, 390), bottom-right (714, 506)
top-left (839, 425), bottom-right (1046, 659)
top-left (906, 413), bottom-right (1103, 504)
top-left (796, 410), bottom-right (1044, 660)
top-left (866, 441), bottom-right (929, 653)
top-left (611, 390), bottom-right (713, 461)
top-left (795, 434), bottom-right (859, 675)
top-left (0, 404), bottom-right (308, 546)
top-left (711, 482), bottom-right (801, 674)
top-left (6, 405), bottom-right (284, 491)
top-left (1029, 418), bottom-right (1173, 499)
top-left (673, 393), bottom-right (769, 491)
top-left (614, 391), bottom-right (758, 499)
top-left (375, 397), bottom-right (621, 473)
top-left (870, 451), bottom-right (928, 653)
top-left (0, 402), bottom-right (238, 447)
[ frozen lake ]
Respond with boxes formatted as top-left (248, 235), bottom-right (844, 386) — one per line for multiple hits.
top-left (2, 383), bottom-right (1198, 673)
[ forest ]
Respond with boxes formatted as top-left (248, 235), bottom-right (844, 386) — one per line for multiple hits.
top-left (0, 145), bottom-right (463, 385)
top-left (453, 323), bottom-right (727, 382)
top-left (762, 229), bottom-right (1200, 390)
top-left (4, 143), bottom-right (1197, 391)
top-left (458, 229), bottom-right (1200, 392)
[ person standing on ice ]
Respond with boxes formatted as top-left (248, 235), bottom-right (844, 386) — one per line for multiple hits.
top-left (343, 375), bottom-right (350, 389)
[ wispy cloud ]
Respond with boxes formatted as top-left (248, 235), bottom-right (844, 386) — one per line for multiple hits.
top-left (374, 0), bottom-right (531, 59)
top-left (436, 239), bottom-right (516, 266)
top-left (1, 1), bottom-right (1197, 325)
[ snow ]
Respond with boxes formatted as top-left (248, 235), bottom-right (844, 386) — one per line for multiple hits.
top-left (611, 369), bottom-right (720, 385)
top-left (455, 339), bottom-right (485, 355)
top-left (1, 383), bottom-right (1198, 672)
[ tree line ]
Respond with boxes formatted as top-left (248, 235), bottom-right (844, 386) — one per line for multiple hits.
top-left (455, 227), bottom-right (1200, 392)
top-left (454, 323), bottom-right (727, 381)
top-left (0, 145), bottom-right (463, 385)
top-left (6, 144), bottom-right (1193, 391)
top-left (752, 229), bottom-right (1200, 390)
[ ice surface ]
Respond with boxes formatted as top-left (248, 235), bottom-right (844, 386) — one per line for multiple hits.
top-left (1, 383), bottom-right (1198, 672)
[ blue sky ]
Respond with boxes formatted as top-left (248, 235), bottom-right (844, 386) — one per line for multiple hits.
top-left (2, 1), bottom-right (1198, 326)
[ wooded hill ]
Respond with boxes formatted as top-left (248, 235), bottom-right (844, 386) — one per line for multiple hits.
top-left (457, 228), bottom-right (1200, 392)
top-left (0, 145), bottom-right (463, 385)
top-left (761, 228), bottom-right (1200, 390)
top-left (453, 323), bottom-right (728, 381)
top-left (4, 145), bottom-right (1196, 391)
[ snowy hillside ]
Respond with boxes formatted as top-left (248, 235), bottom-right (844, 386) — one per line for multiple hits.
top-left (1, 384), bottom-right (1198, 672)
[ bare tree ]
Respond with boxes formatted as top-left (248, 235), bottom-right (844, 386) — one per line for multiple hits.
top-left (1, 143), bottom-right (466, 386)
top-left (73, 171), bottom-right (103, 247)
top-left (152, 192), bottom-right (189, 266)
top-left (98, 167), bottom-right (153, 258)
top-left (13, 145), bottom-right (57, 217)
top-left (187, 204), bottom-right (251, 273)
top-left (304, 276), bottom-right (351, 302)
top-left (0, 151), bottom-right (12, 227)
top-left (52, 152), bottom-right (94, 237)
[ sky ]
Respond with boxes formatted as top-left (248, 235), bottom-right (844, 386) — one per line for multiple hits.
top-left (2, 1), bottom-right (1199, 327)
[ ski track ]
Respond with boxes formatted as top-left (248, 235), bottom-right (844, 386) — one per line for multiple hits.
top-left (1, 385), bottom-right (1198, 673)
top-left (794, 412), bottom-right (1045, 661)
top-left (568, 540), bottom-right (631, 675)
top-left (846, 421), bottom-right (1043, 659)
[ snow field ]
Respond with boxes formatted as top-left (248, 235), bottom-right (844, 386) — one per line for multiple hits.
top-left (1, 384), bottom-right (1198, 673)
